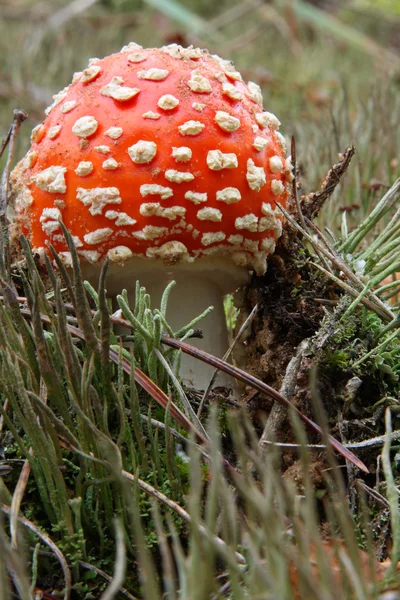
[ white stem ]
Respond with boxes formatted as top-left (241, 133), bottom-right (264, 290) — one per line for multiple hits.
top-left (82, 258), bottom-right (248, 392)
top-left (130, 271), bottom-right (231, 391)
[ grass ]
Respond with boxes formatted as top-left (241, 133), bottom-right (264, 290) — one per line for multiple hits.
top-left (1, 0), bottom-right (400, 597)
top-left (0, 235), bottom-right (398, 597)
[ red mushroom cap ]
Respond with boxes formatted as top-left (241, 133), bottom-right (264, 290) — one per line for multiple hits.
top-left (12, 43), bottom-right (292, 275)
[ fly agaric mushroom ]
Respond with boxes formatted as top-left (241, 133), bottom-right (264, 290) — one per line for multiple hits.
top-left (11, 42), bottom-right (292, 390)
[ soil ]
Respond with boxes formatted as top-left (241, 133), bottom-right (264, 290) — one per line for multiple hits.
top-left (236, 161), bottom-right (399, 506)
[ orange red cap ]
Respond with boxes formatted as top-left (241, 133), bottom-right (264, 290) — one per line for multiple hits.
top-left (12, 43), bottom-right (292, 274)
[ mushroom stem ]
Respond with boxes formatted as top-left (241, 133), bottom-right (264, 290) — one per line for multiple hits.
top-left (131, 272), bottom-right (232, 390)
top-left (84, 258), bottom-right (248, 392)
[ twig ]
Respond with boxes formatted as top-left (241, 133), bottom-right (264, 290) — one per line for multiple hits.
top-left (121, 469), bottom-right (246, 566)
top-left (262, 441), bottom-right (327, 449)
top-left (11, 379), bottom-right (48, 550)
top-left (259, 339), bottom-right (310, 458)
top-left (31, 546), bottom-right (138, 597)
top-left (278, 202), bottom-right (395, 322)
top-left (311, 261), bottom-right (393, 322)
top-left (300, 145), bottom-right (355, 221)
top-left (263, 429), bottom-right (400, 450)
top-left (60, 439), bottom-right (247, 568)
top-left (140, 413), bottom-right (196, 445)
top-left (338, 411), bottom-right (357, 513)
top-left (303, 217), bottom-right (336, 274)
top-left (79, 561), bottom-right (139, 600)
top-left (1, 505), bottom-right (71, 600)
top-left (0, 110), bottom-right (27, 279)
top-left (0, 109), bottom-right (28, 215)
top-left (197, 303), bottom-right (258, 419)
top-left (0, 398), bottom-right (9, 435)
top-left (10, 453), bottom-right (32, 550)
top-left (161, 335), bottom-right (368, 473)
top-left (355, 480), bottom-right (390, 510)
top-left (382, 409), bottom-right (400, 573)
top-left (99, 518), bottom-right (126, 600)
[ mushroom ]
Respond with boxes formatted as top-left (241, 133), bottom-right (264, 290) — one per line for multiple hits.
top-left (11, 42), bottom-right (292, 390)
